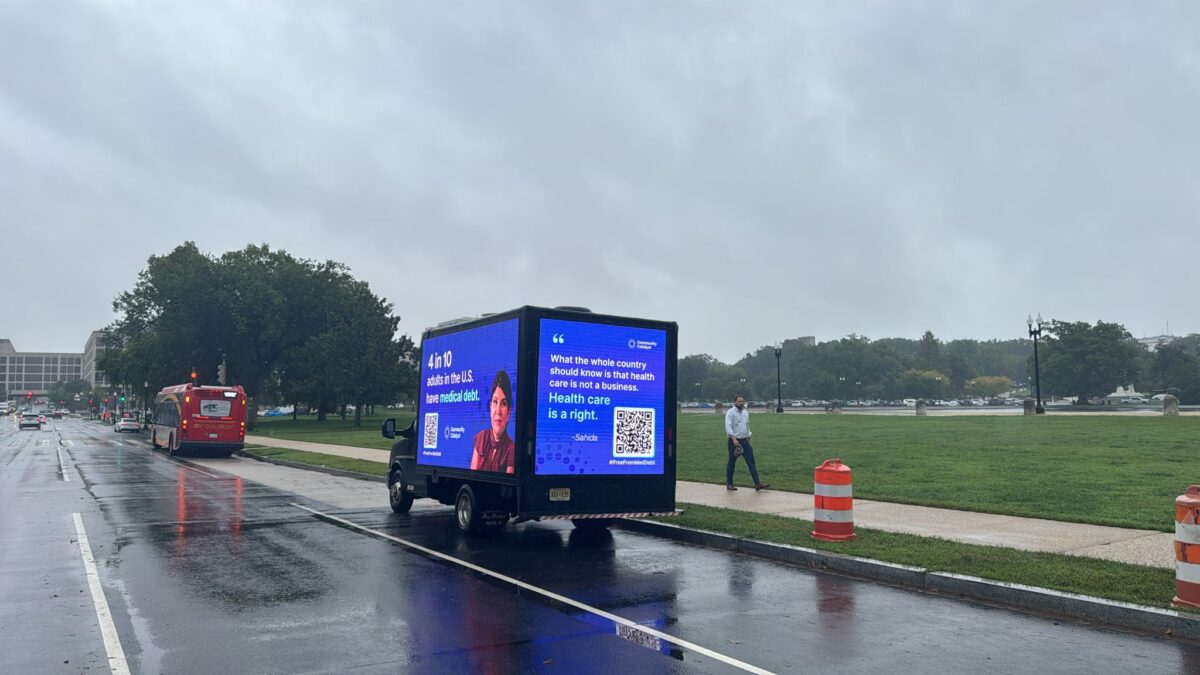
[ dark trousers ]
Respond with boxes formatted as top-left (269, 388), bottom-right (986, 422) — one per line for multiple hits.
top-left (727, 437), bottom-right (761, 486)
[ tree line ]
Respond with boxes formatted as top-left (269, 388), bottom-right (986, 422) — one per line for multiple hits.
top-left (680, 324), bottom-right (1200, 405)
top-left (96, 245), bottom-right (1200, 418)
top-left (100, 243), bottom-right (418, 425)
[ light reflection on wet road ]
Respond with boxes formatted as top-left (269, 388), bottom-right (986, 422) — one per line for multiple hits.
top-left (3, 417), bottom-right (1200, 673)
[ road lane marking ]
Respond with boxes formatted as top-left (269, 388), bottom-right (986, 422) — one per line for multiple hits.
top-left (72, 513), bottom-right (130, 675)
top-left (57, 446), bottom-right (70, 481)
top-left (291, 503), bottom-right (773, 674)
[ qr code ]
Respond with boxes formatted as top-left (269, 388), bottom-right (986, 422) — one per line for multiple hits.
top-left (613, 407), bottom-right (654, 457)
top-left (423, 412), bottom-right (438, 449)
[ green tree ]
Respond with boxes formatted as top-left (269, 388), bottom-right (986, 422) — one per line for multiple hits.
top-left (965, 375), bottom-right (1012, 398)
top-left (899, 369), bottom-right (950, 400)
top-left (915, 330), bottom-right (942, 371)
top-left (106, 242), bottom-right (416, 425)
top-left (678, 354), bottom-right (721, 401)
top-left (1148, 343), bottom-right (1200, 404)
top-left (46, 379), bottom-right (93, 410)
top-left (1037, 320), bottom-right (1144, 404)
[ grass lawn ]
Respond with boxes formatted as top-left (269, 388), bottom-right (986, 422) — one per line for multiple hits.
top-left (678, 413), bottom-right (1197, 531)
top-left (244, 446), bottom-right (389, 477)
top-left (250, 410), bottom-right (415, 450)
top-left (666, 504), bottom-right (1179, 608)
top-left (246, 410), bottom-right (1197, 531)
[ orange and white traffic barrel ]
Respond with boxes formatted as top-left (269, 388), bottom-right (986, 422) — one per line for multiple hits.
top-left (1174, 485), bottom-right (1200, 609)
top-left (812, 458), bottom-right (855, 542)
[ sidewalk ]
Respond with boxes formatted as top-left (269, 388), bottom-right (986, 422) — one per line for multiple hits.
top-left (245, 435), bottom-right (1174, 569)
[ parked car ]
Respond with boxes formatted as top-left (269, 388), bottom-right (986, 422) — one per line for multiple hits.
top-left (19, 413), bottom-right (41, 430)
top-left (37, 414), bottom-right (48, 425)
top-left (114, 417), bottom-right (141, 432)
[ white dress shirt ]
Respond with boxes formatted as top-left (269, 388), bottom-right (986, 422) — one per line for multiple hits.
top-left (725, 406), bottom-right (750, 439)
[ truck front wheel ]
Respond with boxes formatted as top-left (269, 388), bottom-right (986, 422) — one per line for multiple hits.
top-left (388, 468), bottom-right (414, 514)
top-left (455, 484), bottom-right (482, 534)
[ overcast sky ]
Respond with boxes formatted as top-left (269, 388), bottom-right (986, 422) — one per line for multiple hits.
top-left (3, 2), bottom-right (1198, 363)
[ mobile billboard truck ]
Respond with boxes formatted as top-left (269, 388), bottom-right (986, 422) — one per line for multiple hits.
top-left (383, 306), bottom-right (679, 534)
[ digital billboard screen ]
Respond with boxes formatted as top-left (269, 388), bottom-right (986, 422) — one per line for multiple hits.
top-left (418, 319), bottom-right (519, 473)
top-left (535, 319), bottom-right (667, 476)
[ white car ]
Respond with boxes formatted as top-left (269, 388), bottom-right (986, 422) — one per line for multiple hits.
top-left (19, 413), bottom-right (41, 430)
top-left (114, 418), bottom-right (141, 432)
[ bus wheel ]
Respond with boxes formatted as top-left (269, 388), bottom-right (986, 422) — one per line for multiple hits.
top-left (388, 468), bottom-right (414, 514)
top-left (168, 435), bottom-right (176, 457)
top-left (150, 430), bottom-right (157, 448)
top-left (455, 485), bottom-right (482, 534)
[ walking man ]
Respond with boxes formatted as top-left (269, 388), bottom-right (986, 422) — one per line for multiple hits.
top-left (725, 395), bottom-right (769, 491)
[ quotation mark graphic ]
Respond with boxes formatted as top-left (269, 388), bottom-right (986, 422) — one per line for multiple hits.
top-left (552, 333), bottom-right (566, 344)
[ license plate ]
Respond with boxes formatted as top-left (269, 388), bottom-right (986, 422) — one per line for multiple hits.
top-left (549, 488), bottom-right (570, 502)
top-left (209, 433), bottom-right (218, 439)
top-left (616, 624), bottom-right (662, 651)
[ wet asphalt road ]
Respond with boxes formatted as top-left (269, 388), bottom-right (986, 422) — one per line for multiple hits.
top-left (3, 417), bottom-right (1200, 674)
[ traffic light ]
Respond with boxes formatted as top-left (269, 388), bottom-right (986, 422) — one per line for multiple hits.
top-left (119, 395), bottom-right (126, 403)
top-left (26, 391), bottom-right (32, 400)
top-left (190, 368), bottom-right (199, 383)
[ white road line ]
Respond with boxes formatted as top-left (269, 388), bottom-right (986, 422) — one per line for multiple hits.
top-left (72, 513), bottom-right (130, 675)
top-left (57, 446), bottom-right (70, 481)
top-left (291, 503), bottom-right (773, 674)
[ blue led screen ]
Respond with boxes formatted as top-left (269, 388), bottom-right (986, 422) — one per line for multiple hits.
top-left (418, 319), bottom-right (519, 473)
top-left (535, 319), bottom-right (667, 475)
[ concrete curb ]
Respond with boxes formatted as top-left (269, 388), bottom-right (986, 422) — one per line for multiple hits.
top-left (235, 449), bottom-right (386, 484)
top-left (615, 518), bottom-right (1200, 642)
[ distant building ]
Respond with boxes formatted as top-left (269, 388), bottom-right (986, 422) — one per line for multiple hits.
top-left (0, 330), bottom-right (113, 401)
top-left (0, 339), bottom-right (84, 399)
top-left (1137, 335), bottom-right (1176, 352)
top-left (82, 330), bottom-right (112, 390)
top-left (796, 336), bottom-right (816, 347)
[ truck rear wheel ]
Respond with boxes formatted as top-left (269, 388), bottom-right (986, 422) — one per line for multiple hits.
top-left (389, 468), bottom-right (414, 514)
top-left (455, 485), bottom-right (482, 534)
top-left (572, 518), bottom-right (613, 531)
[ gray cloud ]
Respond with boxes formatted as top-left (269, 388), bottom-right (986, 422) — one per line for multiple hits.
top-left (2, 1), bottom-right (1197, 362)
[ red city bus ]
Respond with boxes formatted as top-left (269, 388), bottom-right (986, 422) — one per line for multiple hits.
top-left (151, 383), bottom-right (247, 456)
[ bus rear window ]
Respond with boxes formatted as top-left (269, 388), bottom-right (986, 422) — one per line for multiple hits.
top-left (199, 399), bottom-right (233, 417)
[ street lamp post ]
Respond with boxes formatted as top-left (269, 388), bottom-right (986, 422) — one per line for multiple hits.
top-left (694, 381), bottom-right (701, 403)
top-left (838, 376), bottom-right (845, 402)
top-left (856, 381), bottom-right (862, 403)
top-left (1027, 313), bottom-right (1045, 414)
top-left (774, 345), bottom-right (784, 413)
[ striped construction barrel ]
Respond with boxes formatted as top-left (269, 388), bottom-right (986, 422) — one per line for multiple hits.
top-left (812, 458), bottom-right (855, 542)
top-left (1174, 485), bottom-right (1200, 609)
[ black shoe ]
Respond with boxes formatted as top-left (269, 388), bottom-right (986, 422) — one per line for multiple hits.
top-left (726, 484), bottom-right (738, 491)
top-left (755, 483), bottom-right (770, 491)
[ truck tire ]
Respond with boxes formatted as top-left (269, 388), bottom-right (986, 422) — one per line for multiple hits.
top-left (572, 518), bottom-right (613, 531)
top-left (455, 484), bottom-right (482, 534)
top-left (388, 467), bottom-right (414, 514)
